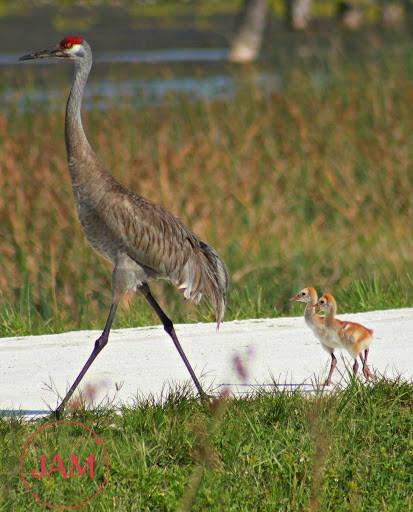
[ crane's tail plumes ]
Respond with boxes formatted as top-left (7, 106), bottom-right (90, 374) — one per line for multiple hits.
top-left (199, 242), bottom-right (229, 326)
top-left (179, 241), bottom-right (229, 326)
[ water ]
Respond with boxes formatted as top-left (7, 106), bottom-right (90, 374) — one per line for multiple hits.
top-left (0, 59), bottom-right (281, 112)
top-left (0, 48), bottom-right (229, 67)
top-left (0, 47), bottom-right (333, 113)
top-left (97, 48), bottom-right (229, 64)
top-left (1, 49), bottom-right (282, 113)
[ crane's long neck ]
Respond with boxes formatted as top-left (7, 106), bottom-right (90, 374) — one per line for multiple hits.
top-left (65, 54), bottom-right (106, 192)
top-left (325, 302), bottom-right (336, 328)
top-left (304, 289), bottom-right (318, 327)
top-left (65, 59), bottom-right (91, 159)
top-left (304, 301), bottom-right (315, 325)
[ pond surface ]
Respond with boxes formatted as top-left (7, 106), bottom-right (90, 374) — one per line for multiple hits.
top-left (0, 46), bottom-right (285, 113)
top-left (2, 71), bottom-right (281, 112)
top-left (0, 48), bottom-right (229, 66)
top-left (1, 7), bottom-right (410, 115)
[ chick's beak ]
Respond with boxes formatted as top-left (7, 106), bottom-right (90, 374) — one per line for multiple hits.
top-left (19, 47), bottom-right (67, 61)
top-left (290, 294), bottom-right (299, 302)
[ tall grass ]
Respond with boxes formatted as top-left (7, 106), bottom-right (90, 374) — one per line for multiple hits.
top-left (0, 38), bottom-right (412, 335)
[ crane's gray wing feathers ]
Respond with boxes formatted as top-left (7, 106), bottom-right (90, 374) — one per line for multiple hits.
top-left (99, 188), bottom-right (229, 325)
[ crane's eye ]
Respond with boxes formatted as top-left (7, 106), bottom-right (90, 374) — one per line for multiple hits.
top-left (300, 292), bottom-right (306, 296)
top-left (60, 40), bottom-right (73, 49)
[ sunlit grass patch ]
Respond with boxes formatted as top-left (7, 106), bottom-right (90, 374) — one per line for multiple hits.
top-left (0, 378), bottom-right (411, 510)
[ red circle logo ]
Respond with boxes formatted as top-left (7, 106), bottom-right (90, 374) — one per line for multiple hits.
top-left (20, 421), bottom-right (109, 510)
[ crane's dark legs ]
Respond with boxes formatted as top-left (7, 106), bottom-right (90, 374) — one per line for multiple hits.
top-left (324, 352), bottom-right (337, 386)
top-left (352, 358), bottom-right (359, 377)
top-left (55, 303), bottom-right (118, 416)
top-left (140, 284), bottom-right (206, 398)
top-left (360, 348), bottom-right (373, 380)
top-left (54, 281), bottom-right (205, 416)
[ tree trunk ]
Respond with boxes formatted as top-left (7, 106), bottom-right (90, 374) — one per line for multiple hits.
top-left (404, 0), bottom-right (413, 32)
top-left (286, 0), bottom-right (312, 30)
top-left (229, 0), bottom-right (268, 63)
top-left (337, 2), bottom-right (364, 30)
top-left (381, 3), bottom-right (404, 27)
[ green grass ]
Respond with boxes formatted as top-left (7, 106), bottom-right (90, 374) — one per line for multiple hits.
top-left (0, 378), bottom-right (411, 511)
top-left (0, 275), bottom-right (411, 337)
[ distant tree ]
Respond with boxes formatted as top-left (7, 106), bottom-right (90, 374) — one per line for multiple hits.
top-left (286, 0), bottom-right (312, 30)
top-left (381, 2), bottom-right (404, 27)
top-left (337, 1), bottom-right (364, 29)
top-left (229, 0), bottom-right (268, 62)
top-left (403, 0), bottom-right (413, 29)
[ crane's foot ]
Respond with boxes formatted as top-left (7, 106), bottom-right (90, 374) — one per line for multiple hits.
top-left (362, 365), bottom-right (373, 381)
top-left (199, 391), bottom-right (215, 403)
top-left (47, 408), bottom-right (62, 420)
top-left (50, 402), bottom-right (66, 419)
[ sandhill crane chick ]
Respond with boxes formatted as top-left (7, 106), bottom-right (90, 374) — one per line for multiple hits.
top-left (316, 293), bottom-right (373, 381)
top-left (291, 287), bottom-right (340, 386)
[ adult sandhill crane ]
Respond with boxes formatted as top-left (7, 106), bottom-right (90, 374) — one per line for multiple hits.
top-left (291, 287), bottom-right (340, 385)
top-left (316, 294), bottom-right (373, 381)
top-left (20, 36), bottom-right (229, 415)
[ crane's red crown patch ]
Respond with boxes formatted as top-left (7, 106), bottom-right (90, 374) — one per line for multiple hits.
top-left (60, 36), bottom-right (83, 49)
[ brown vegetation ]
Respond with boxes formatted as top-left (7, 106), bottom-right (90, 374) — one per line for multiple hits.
top-left (0, 54), bottom-right (412, 332)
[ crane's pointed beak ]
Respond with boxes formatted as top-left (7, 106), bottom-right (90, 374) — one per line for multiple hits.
top-left (290, 294), bottom-right (299, 302)
top-left (19, 47), bottom-right (67, 61)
